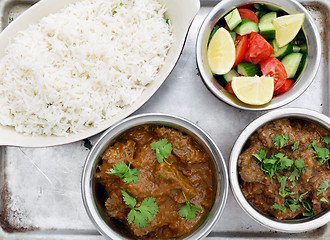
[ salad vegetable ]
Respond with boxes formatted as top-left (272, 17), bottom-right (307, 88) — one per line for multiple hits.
top-left (209, 4), bottom-right (307, 105)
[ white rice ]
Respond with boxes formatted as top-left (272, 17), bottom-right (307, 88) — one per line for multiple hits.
top-left (0, 0), bottom-right (173, 136)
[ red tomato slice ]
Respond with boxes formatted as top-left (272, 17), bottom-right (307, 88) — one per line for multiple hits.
top-left (274, 79), bottom-right (294, 96)
top-left (233, 34), bottom-right (248, 67)
top-left (224, 82), bottom-right (234, 95)
top-left (260, 57), bottom-right (287, 91)
top-left (245, 32), bottom-right (274, 64)
top-left (238, 8), bottom-right (259, 24)
top-left (237, 4), bottom-right (254, 9)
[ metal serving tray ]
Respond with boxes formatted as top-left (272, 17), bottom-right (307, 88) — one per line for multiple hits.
top-left (0, 0), bottom-right (329, 239)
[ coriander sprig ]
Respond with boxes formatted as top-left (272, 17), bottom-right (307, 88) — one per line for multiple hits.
top-left (308, 140), bottom-right (330, 165)
top-left (122, 190), bottom-right (159, 228)
top-left (107, 161), bottom-right (140, 184)
top-left (179, 192), bottom-right (202, 221)
top-left (272, 135), bottom-right (289, 148)
top-left (317, 180), bottom-right (329, 196)
top-left (150, 139), bottom-right (173, 165)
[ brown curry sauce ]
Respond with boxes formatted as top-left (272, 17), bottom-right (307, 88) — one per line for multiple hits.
top-left (94, 125), bottom-right (215, 239)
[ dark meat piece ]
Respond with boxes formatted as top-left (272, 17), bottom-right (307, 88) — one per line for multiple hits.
top-left (155, 127), bottom-right (206, 164)
top-left (105, 188), bottom-right (128, 220)
top-left (238, 134), bottom-right (266, 183)
top-left (155, 162), bottom-right (197, 203)
top-left (95, 140), bottom-right (136, 180)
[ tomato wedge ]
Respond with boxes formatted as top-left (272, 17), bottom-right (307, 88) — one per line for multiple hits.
top-left (260, 57), bottom-right (287, 91)
top-left (238, 8), bottom-right (259, 24)
top-left (233, 34), bottom-right (248, 67)
top-left (274, 79), bottom-right (294, 95)
top-left (224, 81), bottom-right (234, 95)
top-left (245, 32), bottom-right (274, 64)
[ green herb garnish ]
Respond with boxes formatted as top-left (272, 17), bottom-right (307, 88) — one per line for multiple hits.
top-left (252, 151), bottom-right (294, 181)
top-left (323, 136), bottom-right (330, 145)
top-left (292, 141), bottom-right (300, 151)
top-left (107, 161), bottom-right (140, 184)
top-left (317, 180), bottom-right (329, 196)
top-left (288, 158), bottom-right (305, 182)
top-left (272, 135), bottom-right (289, 148)
top-left (150, 139), bottom-right (173, 165)
top-left (308, 140), bottom-right (330, 165)
top-left (320, 197), bottom-right (329, 203)
top-left (122, 190), bottom-right (159, 228)
top-left (298, 191), bottom-right (309, 202)
top-left (179, 192), bottom-right (202, 221)
top-left (271, 203), bottom-right (286, 213)
top-left (301, 199), bottom-right (313, 216)
top-left (284, 198), bottom-right (300, 212)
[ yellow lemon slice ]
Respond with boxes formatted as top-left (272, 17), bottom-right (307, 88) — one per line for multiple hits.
top-left (232, 76), bottom-right (274, 105)
top-left (273, 13), bottom-right (305, 47)
top-left (207, 27), bottom-right (235, 74)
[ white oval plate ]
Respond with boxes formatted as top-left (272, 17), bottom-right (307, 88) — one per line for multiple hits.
top-left (0, 0), bottom-right (200, 147)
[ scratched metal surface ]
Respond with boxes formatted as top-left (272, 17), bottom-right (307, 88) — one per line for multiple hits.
top-left (0, 0), bottom-right (329, 239)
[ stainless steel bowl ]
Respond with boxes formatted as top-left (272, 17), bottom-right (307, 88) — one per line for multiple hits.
top-left (229, 108), bottom-right (330, 232)
top-left (81, 113), bottom-right (229, 239)
top-left (196, 0), bottom-right (321, 110)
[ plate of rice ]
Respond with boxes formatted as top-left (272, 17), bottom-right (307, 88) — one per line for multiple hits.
top-left (0, 0), bottom-right (200, 146)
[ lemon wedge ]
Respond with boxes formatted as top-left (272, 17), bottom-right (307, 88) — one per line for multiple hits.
top-left (273, 13), bottom-right (305, 47)
top-left (207, 27), bottom-right (235, 74)
top-left (232, 76), bottom-right (274, 105)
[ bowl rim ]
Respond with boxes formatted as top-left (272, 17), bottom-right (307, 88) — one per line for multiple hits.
top-left (81, 113), bottom-right (229, 239)
top-left (196, 0), bottom-right (322, 111)
top-left (229, 107), bottom-right (330, 232)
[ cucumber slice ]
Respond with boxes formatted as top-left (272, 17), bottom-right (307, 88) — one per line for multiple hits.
top-left (270, 40), bottom-right (293, 59)
top-left (292, 45), bottom-right (301, 53)
top-left (259, 12), bottom-right (277, 23)
top-left (254, 3), bottom-right (262, 10)
top-left (225, 8), bottom-right (242, 31)
top-left (295, 54), bottom-right (308, 78)
top-left (237, 62), bottom-right (261, 76)
top-left (281, 53), bottom-right (303, 79)
top-left (214, 69), bottom-right (239, 87)
top-left (234, 19), bottom-right (259, 36)
top-left (259, 22), bottom-right (275, 39)
top-left (265, 4), bottom-right (281, 11)
top-left (229, 31), bottom-right (236, 41)
top-left (299, 43), bottom-right (307, 53)
top-left (256, 10), bottom-right (267, 19)
top-left (209, 25), bottom-right (220, 42)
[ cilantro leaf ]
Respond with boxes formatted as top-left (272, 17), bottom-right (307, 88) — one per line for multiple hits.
top-left (301, 199), bottom-right (313, 216)
top-left (179, 192), bottom-right (202, 221)
top-left (277, 175), bottom-right (290, 198)
top-left (292, 141), bottom-right (300, 151)
top-left (272, 135), bottom-right (289, 148)
top-left (288, 168), bottom-right (300, 182)
top-left (252, 149), bottom-right (268, 162)
top-left (150, 139), bottom-right (172, 164)
top-left (308, 140), bottom-right (330, 165)
top-left (107, 162), bottom-right (140, 184)
top-left (275, 153), bottom-right (294, 171)
top-left (271, 203), bottom-right (286, 213)
top-left (323, 136), bottom-right (330, 145)
top-left (294, 158), bottom-right (305, 172)
top-left (122, 191), bottom-right (158, 228)
top-left (291, 181), bottom-right (296, 188)
top-left (317, 180), bottom-right (329, 196)
top-left (320, 197), bottom-right (328, 203)
top-left (122, 190), bottom-right (136, 209)
top-left (299, 191), bottom-right (309, 202)
top-left (285, 198), bottom-right (300, 212)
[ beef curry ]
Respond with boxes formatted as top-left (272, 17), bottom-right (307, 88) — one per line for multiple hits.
top-left (95, 124), bottom-right (215, 238)
top-left (239, 118), bottom-right (330, 220)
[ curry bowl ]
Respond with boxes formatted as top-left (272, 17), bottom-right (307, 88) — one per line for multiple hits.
top-left (229, 108), bottom-right (330, 232)
top-left (196, 0), bottom-right (321, 110)
top-left (81, 113), bottom-right (228, 239)
top-left (0, 0), bottom-right (200, 147)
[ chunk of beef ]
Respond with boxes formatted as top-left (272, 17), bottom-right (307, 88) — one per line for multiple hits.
top-left (105, 188), bottom-right (128, 220)
top-left (95, 140), bottom-right (136, 180)
top-left (155, 127), bottom-right (206, 164)
top-left (155, 162), bottom-right (196, 203)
